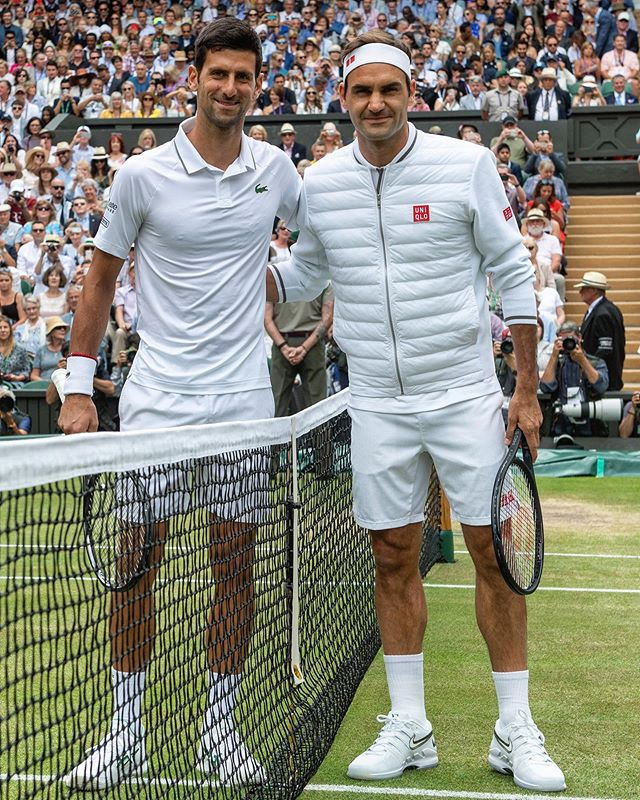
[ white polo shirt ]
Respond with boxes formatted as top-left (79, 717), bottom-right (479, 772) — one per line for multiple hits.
top-left (95, 117), bottom-right (302, 395)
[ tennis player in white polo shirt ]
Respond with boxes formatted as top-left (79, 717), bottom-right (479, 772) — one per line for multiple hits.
top-left (268, 31), bottom-right (565, 793)
top-left (59, 19), bottom-right (301, 791)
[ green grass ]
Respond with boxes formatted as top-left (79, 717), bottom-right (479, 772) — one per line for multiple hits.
top-left (1, 477), bottom-right (639, 800)
top-left (302, 477), bottom-right (640, 800)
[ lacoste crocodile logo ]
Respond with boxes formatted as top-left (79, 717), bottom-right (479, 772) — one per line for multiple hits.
top-left (255, 184), bottom-right (269, 194)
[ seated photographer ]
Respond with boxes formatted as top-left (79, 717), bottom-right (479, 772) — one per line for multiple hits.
top-left (0, 387), bottom-right (31, 435)
top-left (493, 327), bottom-right (518, 421)
top-left (619, 391), bottom-right (640, 439)
top-left (539, 321), bottom-right (609, 437)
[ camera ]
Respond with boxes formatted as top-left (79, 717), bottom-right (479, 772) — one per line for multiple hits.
top-left (47, 244), bottom-right (57, 252)
top-left (555, 398), bottom-right (623, 422)
top-left (500, 337), bottom-right (514, 355)
top-left (561, 336), bottom-right (577, 352)
top-left (126, 348), bottom-right (137, 365)
top-left (266, 12), bottom-right (278, 20)
top-left (11, 191), bottom-right (22, 200)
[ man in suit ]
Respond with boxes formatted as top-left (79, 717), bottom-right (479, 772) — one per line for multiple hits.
top-left (594, 2), bottom-right (617, 57)
top-left (576, 271), bottom-right (626, 391)
top-left (527, 67), bottom-right (571, 120)
top-left (615, 12), bottom-right (639, 54)
top-left (605, 73), bottom-right (639, 105)
top-left (277, 123), bottom-right (307, 166)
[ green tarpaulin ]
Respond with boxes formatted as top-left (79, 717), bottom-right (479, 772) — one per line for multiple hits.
top-left (534, 449), bottom-right (640, 477)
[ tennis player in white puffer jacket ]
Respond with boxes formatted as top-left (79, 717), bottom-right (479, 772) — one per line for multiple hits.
top-left (268, 31), bottom-right (566, 795)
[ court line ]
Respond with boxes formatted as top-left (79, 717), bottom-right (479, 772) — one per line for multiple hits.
top-left (424, 583), bottom-right (640, 595)
top-left (0, 775), bottom-right (623, 800)
top-left (305, 785), bottom-right (623, 800)
top-left (453, 549), bottom-right (640, 560)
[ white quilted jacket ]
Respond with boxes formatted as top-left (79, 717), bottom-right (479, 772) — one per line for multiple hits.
top-left (271, 124), bottom-right (536, 399)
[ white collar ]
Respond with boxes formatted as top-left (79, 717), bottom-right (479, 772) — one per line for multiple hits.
top-left (174, 116), bottom-right (256, 176)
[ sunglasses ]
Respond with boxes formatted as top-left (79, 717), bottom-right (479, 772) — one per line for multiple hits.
top-left (537, 129), bottom-right (550, 136)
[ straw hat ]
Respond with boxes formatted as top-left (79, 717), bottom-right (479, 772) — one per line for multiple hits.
top-left (574, 271), bottom-right (609, 291)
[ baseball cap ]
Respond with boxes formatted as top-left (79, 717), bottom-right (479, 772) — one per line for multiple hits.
top-left (77, 125), bottom-right (91, 135)
top-left (102, 41), bottom-right (115, 48)
top-left (279, 122), bottom-right (296, 134)
top-left (502, 114), bottom-right (517, 125)
top-left (495, 67), bottom-right (508, 78)
top-left (618, 10), bottom-right (630, 20)
top-left (10, 179), bottom-right (25, 192)
top-left (508, 68), bottom-right (524, 78)
top-left (153, 16), bottom-right (165, 25)
top-left (582, 75), bottom-right (597, 87)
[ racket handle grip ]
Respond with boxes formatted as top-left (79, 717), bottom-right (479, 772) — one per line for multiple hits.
top-left (51, 368), bottom-right (67, 403)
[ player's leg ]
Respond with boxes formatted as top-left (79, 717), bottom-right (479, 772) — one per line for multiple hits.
top-left (347, 408), bottom-right (437, 781)
top-left (196, 389), bottom-right (274, 785)
top-left (426, 392), bottom-right (565, 792)
top-left (64, 385), bottom-right (195, 790)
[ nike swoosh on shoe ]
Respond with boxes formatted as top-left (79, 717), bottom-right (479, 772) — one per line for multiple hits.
top-left (409, 732), bottom-right (434, 750)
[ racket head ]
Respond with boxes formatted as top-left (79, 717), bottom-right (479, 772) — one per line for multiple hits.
top-left (83, 471), bottom-right (154, 592)
top-left (491, 428), bottom-right (544, 595)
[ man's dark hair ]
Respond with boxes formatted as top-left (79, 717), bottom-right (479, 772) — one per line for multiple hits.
top-left (194, 18), bottom-right (262, 78)
top-left (342, 30), bottom-right (412, 91)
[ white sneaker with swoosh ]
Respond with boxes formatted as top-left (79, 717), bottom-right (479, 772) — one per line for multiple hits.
top-left (197, 719), bottom-right (266, 786)
top-left (62, 720), bottom-right (147, 791)
top-left (488, 710), bottom-right (566, 792)
top-left (347, 713), bottom-right (438, 780)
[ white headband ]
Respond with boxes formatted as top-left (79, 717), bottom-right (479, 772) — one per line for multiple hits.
top-left (343, 43), bottom-right (411, 81)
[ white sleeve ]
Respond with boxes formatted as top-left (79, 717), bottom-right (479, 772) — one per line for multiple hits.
top-left (469, 148), bottom-right (537, 327)
top-left (274, 151), bottom-right (304, 230)
top-left (268, 182), bottom-right (330, 303)
top-left (94, 158), bottom-right (148, 260)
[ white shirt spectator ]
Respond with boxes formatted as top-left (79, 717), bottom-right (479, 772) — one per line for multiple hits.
top-left (532, 231), bottom-right (562, 274)
top-left (36, 75), bottom-right (62, 105)
top-left (114, 281), bottom-right (137, 328)
top-left (535, 89), bottom-right (560, 121)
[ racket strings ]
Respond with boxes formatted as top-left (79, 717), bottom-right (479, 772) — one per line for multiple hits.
top-left (499, 464), bottom-right (537, 588)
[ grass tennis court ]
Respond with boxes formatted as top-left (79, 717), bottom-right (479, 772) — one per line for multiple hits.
top-left (1, 475), bottom-right (638, 799)
top-left (303, 477), bottom-right (640, 800)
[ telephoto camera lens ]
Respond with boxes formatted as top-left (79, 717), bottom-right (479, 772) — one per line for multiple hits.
top-left (562, 336), bottom-right (577, 352)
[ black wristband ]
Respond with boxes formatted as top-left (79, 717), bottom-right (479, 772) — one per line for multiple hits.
top-left (277, 341), bottom-right (286, 350)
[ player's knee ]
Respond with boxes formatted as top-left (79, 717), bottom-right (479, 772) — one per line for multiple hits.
top-left (371, 529), bottom-right (420, 578)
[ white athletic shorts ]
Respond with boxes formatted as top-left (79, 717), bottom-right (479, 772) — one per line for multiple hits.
top-left (118, 381), bottom-right (275, 524)
top-left (350, 391), bottom-right (506, 529)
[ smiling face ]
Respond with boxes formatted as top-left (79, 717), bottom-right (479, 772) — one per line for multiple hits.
top-left (0, 317), bottom-right (10, 341)
top-left (187, 48), bottom-right (261, 132)
top-left (341, 62), bottom-right (412, 148)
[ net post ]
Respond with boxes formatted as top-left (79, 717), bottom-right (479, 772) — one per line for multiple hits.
top-left (439, 487), bottom-right (455, 563)
top-left (287, 414), bottom-right (305, 686)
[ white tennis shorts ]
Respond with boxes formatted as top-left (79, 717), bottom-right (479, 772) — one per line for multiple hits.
top-left (350, 391), bottom-right (506, 529)
top-left (118, 381), bottom-right (275, 524)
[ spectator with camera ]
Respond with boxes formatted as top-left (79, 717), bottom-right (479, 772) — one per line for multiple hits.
top-left (539, 321), bottom-right (609, 438)
top-left (619, 391), bottom-right (640, 438)
top-left (0, 386), bottom-right (31, 435)
top-left (493, 327), bottom-right (518, 416)
top-left (0, 313), bottom-right (29, 387)
top-left (523, 130), bottom-right (567, 180)
top-left (490, 115), bottom-right (535, 168)
top-left (7, 178), bottom-right (33, 226)
top-left (495, 142), bottom-right (524, 185)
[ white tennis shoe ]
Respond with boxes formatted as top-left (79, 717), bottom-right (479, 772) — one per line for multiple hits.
top-left (347, 713), bottom-right (438, 780)
top-left (488, 710), bottom-right (566, 792)
top-left (62, 720), bottom-right (147, 791)
top-left (197, 719), bottom-right (266, 786)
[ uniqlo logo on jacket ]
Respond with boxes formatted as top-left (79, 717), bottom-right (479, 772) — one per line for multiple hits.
top-left (413, 205), bottom-right (430, 222)
top-left (503, 206), bottom-right (513, 221)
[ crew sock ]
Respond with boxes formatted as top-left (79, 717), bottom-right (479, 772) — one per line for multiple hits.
top-left (383, 653), bottom-right (429, 728)
top-left (492, 669), bottom-right (531, 727)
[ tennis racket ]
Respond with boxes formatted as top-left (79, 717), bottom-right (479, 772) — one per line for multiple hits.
top-left (491, 427), bottom-right (544, 595)
top-left (52, 369), bottom-right (154, 591)
top-left (83, 471), bottom-right (154, 592)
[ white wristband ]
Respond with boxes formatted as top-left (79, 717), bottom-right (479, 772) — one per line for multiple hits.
top-left (63, 355), bottom-right (96, 397)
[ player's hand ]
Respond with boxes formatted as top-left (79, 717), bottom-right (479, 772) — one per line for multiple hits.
top-left (505, 388), bottom-right (542, 462)
top-left (58, 394), bottom-right (98, 434)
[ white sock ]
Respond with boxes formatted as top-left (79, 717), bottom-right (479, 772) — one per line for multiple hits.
top-left (203, 672), bottom-right (241, 737)
top-left (492, 670), bottom-right (531, 726)
top-left (383, 653), bottom-right (428, 727)
top-left (112, 668), bottom-right (145, 736)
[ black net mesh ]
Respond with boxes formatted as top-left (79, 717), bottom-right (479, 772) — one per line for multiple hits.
top-left (0, 406), bottom-right (443, 799)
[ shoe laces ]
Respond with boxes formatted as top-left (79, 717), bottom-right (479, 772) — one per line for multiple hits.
top-left (507, 710), bottom-right (552, 764)
top-left (367, 714), bottom-right (417, 756)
